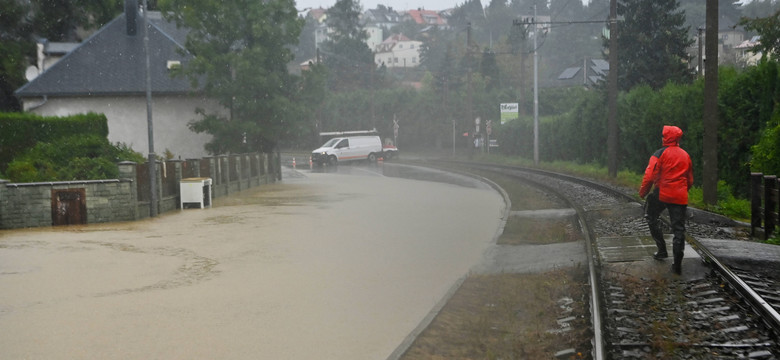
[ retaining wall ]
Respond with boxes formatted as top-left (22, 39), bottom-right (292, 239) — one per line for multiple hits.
top-left (0, 152), bottom-right (279, 229)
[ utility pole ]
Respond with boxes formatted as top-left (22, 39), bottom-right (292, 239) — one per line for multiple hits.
top-left (370, 62), bottom-right (375, 130)
top-left (703, 0), bottom-right (719, 205)
top-left (607, 0), bottom-right (618, 177)
top-left (467, 22), bottom-right (473, 154)
top-left (533, 2), bottom-right (539, 165)
top-left (143, 0), bottom-right (157, 217)
top-left (697, 27), bottom-right (704, 77)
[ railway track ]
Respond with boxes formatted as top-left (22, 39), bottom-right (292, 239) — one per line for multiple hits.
top-left (430, 160), bottom-right (780, 359)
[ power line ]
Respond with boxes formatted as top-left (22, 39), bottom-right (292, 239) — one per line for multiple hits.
top-left (524, 19), bottom-right (616, 25)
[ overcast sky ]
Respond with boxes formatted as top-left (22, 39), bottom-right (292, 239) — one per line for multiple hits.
top-left (295, 0), bottom-right (593, 13)
top-left (296, 0), bottom-right (466, 12)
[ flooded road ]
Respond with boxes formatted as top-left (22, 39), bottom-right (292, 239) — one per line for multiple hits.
top-left (0, 165), bottom-right (504, 359)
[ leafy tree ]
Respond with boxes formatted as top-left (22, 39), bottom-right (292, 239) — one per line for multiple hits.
top-left (160, 0), bottom-right (306, 154)
top-left (613, 0), bottom-right (694, 91)
top-left (449, 0), bottom-right (487, 42)
top-left (30, 0), bottom-right (129, 42)
top-left (1, 0), bottom-right (34, 112)
top-left (480, 48), bottom-right (500, 90)
top-left (485, 0), bottom-right (513, 47)
top-left (739, 9), bottom-right (780, 60)
top-left (321, 0), bottom-right (375, 91)
top-left (741, 0), bottom-right (780, 20)
top-left (290, 63), bottom-right (328, 148)
top-left (293, 15), bottom-right (318, 65)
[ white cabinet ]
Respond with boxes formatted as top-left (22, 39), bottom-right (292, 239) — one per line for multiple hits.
top-left (180, 178), bottom-right (212, 209)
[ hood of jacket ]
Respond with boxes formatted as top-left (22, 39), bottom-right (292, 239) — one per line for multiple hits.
top-left (662, 125), bottom-right (683, 146)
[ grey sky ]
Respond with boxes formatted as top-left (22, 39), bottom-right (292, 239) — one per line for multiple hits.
top-left (296, 0), bottom-right (466, 12)
top-left (295, 0), bottom-right (593, 13)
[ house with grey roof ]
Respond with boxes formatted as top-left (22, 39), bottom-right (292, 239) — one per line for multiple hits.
top-left (14, 1), bottom-right (223, 158)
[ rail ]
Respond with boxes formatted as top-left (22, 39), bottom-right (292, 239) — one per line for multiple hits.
top-left (439, 160), bottom-right (780, 358)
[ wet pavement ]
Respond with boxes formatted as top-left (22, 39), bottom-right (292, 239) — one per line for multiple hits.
top-left (0, 164), bottom-right (505, 359)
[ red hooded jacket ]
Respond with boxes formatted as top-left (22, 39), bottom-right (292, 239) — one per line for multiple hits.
top-left (638, 126), bottom-right (693, 205)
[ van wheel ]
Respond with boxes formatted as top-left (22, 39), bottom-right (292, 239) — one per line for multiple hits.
top-left (328, 155), bottom-right (338, 166)
top-left (367, 153), bottom-right (377, 162)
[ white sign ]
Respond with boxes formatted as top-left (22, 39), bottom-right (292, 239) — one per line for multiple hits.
top-left (500, 103), bottom-right (519, 125)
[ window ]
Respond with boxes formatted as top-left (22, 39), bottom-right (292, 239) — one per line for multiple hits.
top-left (412, 57), bottom-right (417, 64)
top-left (399, 44), bottom-right (403, 49)
top-left (394, 57), bottom-right (398, 63)
top-left (410, 44), bottom-right (414, 49)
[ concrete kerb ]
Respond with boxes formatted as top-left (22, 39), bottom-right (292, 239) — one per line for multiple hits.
top-left (384, 165), bottom-right (512, 360)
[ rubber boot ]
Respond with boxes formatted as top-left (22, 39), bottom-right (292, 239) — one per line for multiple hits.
top-left (671, 239), bottom-right (684, 275)
top-left (648, 220), bottom-right (667, 259)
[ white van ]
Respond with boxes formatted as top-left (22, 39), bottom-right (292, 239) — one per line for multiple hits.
top-left (311, 136), bottom-right (383, 166)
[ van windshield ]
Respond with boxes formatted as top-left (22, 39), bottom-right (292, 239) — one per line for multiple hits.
top-left (322, 138), bottom-right (340, 147)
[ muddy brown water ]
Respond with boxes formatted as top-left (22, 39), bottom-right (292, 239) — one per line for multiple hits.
top-left (0, 169), bottom-right (504, 359)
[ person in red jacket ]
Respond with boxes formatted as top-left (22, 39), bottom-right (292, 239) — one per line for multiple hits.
top-left (638, 125), bottom-right (694, 275)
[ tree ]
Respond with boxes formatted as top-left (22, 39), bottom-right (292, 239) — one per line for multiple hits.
top-left (739, 9), bottom-right (780, 60)
top-left (614, 0), bottom-right (694, 91)
top-left (480, 48), bottom-right (500, 90)
top-left (741, 0), bottom-right (780, 20)
top-left (30, 0), bottom-right (128, 42)
top-left (542, 0), bottom-right (603, 83)
top-left (1, 0), bottom-right (34, 111)
top-left (449, 0), bottom-right (488, 43)
top-left (321, 0), bottom-right (375, 91)
top-left (160, 0), bottom-right (306, 154)
top-left (293, 15), bottom-right (319, 65)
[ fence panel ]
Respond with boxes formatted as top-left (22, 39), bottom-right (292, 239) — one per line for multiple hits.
top-left (752, 172), bottom-right (780, 240)
top-left (200, 159), bottom-right (211, 179)
top-left (162, 161), bottom-right (177, 197)
top-left (136, 162), bottom-right (150, 202)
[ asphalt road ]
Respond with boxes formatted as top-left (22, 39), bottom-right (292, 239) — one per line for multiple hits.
top-left (0, 164), bottom-right (505, 359)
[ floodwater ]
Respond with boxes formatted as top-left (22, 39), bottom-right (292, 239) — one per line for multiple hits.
top-left (0, 165), bottom-right (504, 359)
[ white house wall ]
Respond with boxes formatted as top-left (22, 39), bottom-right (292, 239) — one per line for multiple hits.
top-left (22, 95), bottom-right (223, 159)
top-left (376, 41), bottom-right (422, 68)
top-left (366, 26), bottom-right (384, 53)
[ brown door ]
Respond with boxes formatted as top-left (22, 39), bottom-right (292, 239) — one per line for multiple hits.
top-left (51, 189), bottom-right (87, 226)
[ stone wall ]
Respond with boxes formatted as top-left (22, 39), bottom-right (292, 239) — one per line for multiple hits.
top-left (0, 152), bottom-right (278, 229)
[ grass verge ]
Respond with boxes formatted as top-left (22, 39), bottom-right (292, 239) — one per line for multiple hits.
top-left (400, 269), bottom-right (589, 360)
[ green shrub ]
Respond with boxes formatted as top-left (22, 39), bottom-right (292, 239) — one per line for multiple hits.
top-left (60, 157), bottom-right (119, 180)
top-left (0, 112), bottom-right (109, 172)
top-left (688, 181), bottom-right (751, 220)
top-left (5, 135), bottom-right (144, 182)
top-left (6, 160), bottom-right (57, 183)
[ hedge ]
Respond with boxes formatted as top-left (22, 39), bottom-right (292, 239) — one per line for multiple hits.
top-left (0, 112), bottom-right (109, 172)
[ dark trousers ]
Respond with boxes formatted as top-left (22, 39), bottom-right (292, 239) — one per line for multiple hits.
top-left (646, 191), bottom-right (687, 263)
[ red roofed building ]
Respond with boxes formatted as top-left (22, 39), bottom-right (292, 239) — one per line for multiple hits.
top-left (405, 9), bottom-right (448, 28)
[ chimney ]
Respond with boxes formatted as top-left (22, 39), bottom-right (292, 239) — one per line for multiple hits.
top-left (126, 0), bottom-right (138, 36)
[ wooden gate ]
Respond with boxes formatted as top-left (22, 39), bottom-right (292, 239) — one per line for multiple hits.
top-left (51, 189), bottom-right (87, 226)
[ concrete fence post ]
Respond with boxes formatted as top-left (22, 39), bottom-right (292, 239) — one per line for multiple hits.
top-left (0, 179), bottom-right (8, 228)
top-left (118, 161), bottom-right (138, 220)
top-left (751, 173), bottom-right (762, 238)
top-left (764, 175), bottom-right (777, 240)
top-left (263, 153), bottom-right (269, 182)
